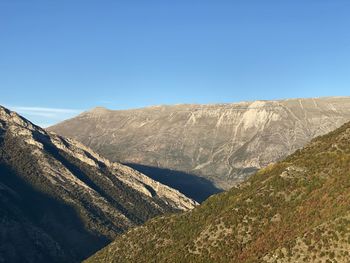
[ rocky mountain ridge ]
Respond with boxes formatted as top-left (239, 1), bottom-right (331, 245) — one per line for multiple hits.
top-left (0, 106), bottom-right (196, 263)
top-left (50, 97), bottom-right (350, 200)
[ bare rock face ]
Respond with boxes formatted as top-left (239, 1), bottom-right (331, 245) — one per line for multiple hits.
top-left (49, 97), bottom-right (350, 193)
top-left (0, 106), bottom-right (196, 263)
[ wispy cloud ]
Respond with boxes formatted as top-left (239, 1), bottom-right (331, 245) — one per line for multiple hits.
top-left (12, 106), bottom-right (81, 113)
top-left (9, 106), bottom-right (82, 119)
top-left (4, 105), bottom-right (83, 127)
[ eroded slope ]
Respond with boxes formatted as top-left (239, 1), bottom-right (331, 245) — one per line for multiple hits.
top-left (86, 120), bottom-right (350, 263)
top-left (50, 97), bottom-right (350, 194)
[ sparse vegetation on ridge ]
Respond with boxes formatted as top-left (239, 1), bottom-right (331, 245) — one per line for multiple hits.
top-left (86, 121), bottom-right (350, 263)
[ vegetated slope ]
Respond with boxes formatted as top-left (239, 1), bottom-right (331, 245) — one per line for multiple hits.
top-left (0, 106), bottom-right (196, 263)
top-left (49, 97), bottom-right (350, 197)
top-left (86, 120), bottom-right (350, 263)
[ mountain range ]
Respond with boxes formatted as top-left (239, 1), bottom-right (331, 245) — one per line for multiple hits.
top-left (85, 117), bottom-right (350, 262)
top-left (0, 106), bottom-right (196, 263)
top-left (50, 97), bottom-right (350, 202)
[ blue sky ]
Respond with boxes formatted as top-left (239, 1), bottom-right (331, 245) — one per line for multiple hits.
top-left (1, 0), bottom-right (349, 127)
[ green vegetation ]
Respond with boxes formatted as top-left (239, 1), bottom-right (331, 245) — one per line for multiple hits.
top-left (86, 121), bottom-right (350, 262)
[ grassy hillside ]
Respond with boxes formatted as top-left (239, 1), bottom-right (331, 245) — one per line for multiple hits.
top-left (86, 121), bottom-right (350, 262)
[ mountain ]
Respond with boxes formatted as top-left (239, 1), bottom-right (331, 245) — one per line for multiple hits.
top-left (49, 97), bottom-right (350, 201)
top-left (85, 119), bottom-right (350, 263)
top-left (0, 106), bottom-right (196, 263)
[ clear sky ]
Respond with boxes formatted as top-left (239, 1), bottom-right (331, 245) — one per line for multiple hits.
top-left (1, 0), bottom-right (349, 127)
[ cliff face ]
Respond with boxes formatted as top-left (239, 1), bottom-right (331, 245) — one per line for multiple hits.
top-left (50, 97), bottom-right (350, 192)
top-left (0, 106), bottom-right (196, 263)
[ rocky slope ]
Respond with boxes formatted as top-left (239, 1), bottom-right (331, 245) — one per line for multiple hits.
top-left (85, 119), bottom-right (350, 263)
top-left (0, 106), bottom-right (196, 263)
top-left (50, 97), bottom-right (350, 200)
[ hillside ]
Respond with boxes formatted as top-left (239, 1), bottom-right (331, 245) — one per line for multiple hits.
top-left (49, 97), bottom-right (350, 201)
top-left (0, 106), bottom-right (196, 263)
top-left (86, 120), bottom-right (350, 262)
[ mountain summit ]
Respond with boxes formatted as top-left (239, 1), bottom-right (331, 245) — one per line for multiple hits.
top-left (0, 106), bottom-right (196, 263)
top-left (50, 97), bottom-right (350, 201)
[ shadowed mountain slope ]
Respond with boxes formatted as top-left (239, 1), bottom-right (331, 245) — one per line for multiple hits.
top-left (125, 164), bottom-right (222, 202)
top-left (0, 106), bottom-right (196, 263)
top-left (50, 97), bottom-right (350, 194)
top-left (86, 120), bottom-right (350, 263)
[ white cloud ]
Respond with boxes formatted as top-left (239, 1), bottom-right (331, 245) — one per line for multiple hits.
top-left (10, 106), bottom-right (81, 115)
top-left (3, 105), bottom-right (83, 127)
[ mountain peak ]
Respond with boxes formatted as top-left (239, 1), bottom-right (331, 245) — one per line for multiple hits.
top-left (89, 106), bottom-right (110, 114)
top-left (0, 105), bottom-right (22, 123)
